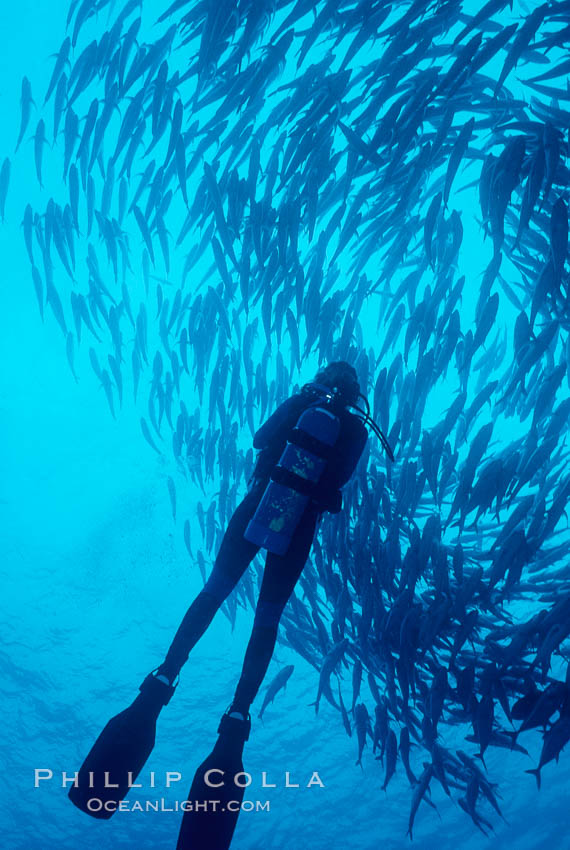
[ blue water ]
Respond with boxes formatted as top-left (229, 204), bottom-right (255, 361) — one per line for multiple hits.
top-left (2, 1), bottom-right (570, 847)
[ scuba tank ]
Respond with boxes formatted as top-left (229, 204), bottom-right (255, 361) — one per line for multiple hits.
top-left (244, 384), bottom-right (341, 556)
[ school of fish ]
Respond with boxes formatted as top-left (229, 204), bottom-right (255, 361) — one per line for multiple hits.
top-left (5, 0), bottom-right (570, 839)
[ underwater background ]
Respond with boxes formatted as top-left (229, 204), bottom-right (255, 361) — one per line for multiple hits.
top-left (3, 0), bottom-right (570, 847)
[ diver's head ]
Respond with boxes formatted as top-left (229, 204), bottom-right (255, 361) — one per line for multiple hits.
top-left (313, 361), bottom-right (360, 406)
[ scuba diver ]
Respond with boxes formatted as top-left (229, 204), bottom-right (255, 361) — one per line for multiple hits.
top-left (153, 361), bottom-right (370, 719)
top-left (69, 360), bottom-right (393, 848)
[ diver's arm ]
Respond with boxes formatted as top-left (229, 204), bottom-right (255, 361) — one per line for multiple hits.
top-left (253, 394), bottom-right (307, 449)
top-left (311, 419), bottom-right (369, 513)
top-left (335, 420), bottom-right (369, 488)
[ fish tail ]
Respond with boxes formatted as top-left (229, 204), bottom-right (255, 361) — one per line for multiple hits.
top-left (525, 768), bottom-right (541, 790)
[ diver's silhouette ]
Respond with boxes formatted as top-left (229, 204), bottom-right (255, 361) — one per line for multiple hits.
top-left (69, 361), bottom-right (392, 848)
top-left (156, 361), bottom-right (369, 717)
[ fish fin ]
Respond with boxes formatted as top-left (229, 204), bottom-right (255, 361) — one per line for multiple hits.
top-left (475, 753), bottom-right (487, 770)
top-left (525, 768), bottom-right (541, 790)
top-left (504, 729), bottom-right (519, 748)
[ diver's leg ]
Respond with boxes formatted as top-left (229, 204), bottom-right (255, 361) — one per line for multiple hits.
top-left (228, 507), bottom-right (320, 717)
top-left (157, 486), bottom-right (262, 683)
top-left (69, 488), bottom-right (264, 817)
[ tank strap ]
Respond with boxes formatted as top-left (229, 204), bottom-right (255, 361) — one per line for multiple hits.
top-left (270, 465), bottom-right (317, 496)
top-left (289, 426), bottom-right (335, 460)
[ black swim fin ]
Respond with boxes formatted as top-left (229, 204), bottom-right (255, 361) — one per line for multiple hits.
top-left (176, 712), bottom-right (251, 850)
top-left (68, 672), bottom-right (176, 819)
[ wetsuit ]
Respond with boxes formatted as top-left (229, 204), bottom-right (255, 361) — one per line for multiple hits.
top-left (159, 390), bottom-right (368, 716)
